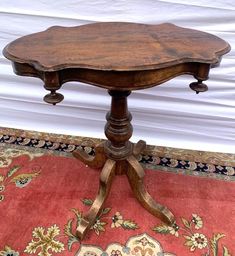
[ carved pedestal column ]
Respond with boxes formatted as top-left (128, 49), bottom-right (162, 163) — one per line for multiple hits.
top-left (104, 90), bottom-right (133, 174)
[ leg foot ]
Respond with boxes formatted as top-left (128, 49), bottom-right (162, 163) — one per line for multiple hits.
top-left (126, 155), bottom-right (175, 226)
top-left (73, 142), bottom-right (106, 168)
top-left (76, 159), bottom-right (116, 239)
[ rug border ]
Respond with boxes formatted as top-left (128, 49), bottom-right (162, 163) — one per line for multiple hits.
top-left (1, 127), bottom-right (234, 167)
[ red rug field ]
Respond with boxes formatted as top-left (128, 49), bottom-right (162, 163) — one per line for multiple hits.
top-left (0, 144), bottom-right (234, 256)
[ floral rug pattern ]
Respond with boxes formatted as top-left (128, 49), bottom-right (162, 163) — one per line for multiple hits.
top-left (153, 215), bottom-right (232, 256)
top-left (2, 233), bottom-right (176, 256)
top-left (0, 146), bottom-right (234, 256)
top-left (1, 208), bottom-right (232, 256)
top-left (0, 148), bottom-right (42, 202)
top-left (77, 233), bottom-right (175, 256)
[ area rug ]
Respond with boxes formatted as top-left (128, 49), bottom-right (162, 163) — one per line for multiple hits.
top-left (0, 129), bottom-right (235, 256)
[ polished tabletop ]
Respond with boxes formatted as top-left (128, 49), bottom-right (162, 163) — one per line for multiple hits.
top-left (3, 22), bottom-right (230, 72)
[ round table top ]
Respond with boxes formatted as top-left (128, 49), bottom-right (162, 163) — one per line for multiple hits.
top-left (3, 22), bottom-right (230, 72)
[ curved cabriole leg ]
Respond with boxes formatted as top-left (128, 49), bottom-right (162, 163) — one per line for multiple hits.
top-left (73, 142), bottom-right (106, 168)
top-left (126, 155), bottom-right (175, 226)
top-left (133, 140), bottom-right (146, 158)
top-left (76, 159), bottom-right (116, 240)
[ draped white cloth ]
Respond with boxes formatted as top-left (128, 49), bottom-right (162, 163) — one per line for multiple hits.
top-left (0, 0), bottom-right (235, 153)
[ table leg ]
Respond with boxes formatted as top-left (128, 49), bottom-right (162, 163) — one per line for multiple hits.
top-left (126, 155), bottom-right (176, 226)
top-left (133, 140), bottom-right (146, 158)
top-left (73, 142), bottom-right (106, 168)
top-left (76, 159), bottom-right (116, 239)
top-left (74, 89), bottom-right (175, 240)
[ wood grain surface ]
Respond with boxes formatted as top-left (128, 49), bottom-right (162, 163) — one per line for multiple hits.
top-left (3, 22), bottom-right (230, 72)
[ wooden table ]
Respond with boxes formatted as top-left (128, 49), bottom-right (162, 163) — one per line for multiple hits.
top-left (3, 22), bottom-right (230, 240)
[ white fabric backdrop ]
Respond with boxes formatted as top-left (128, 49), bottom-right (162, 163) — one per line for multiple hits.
top-left (0, 0), bottom-right (235, 153)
